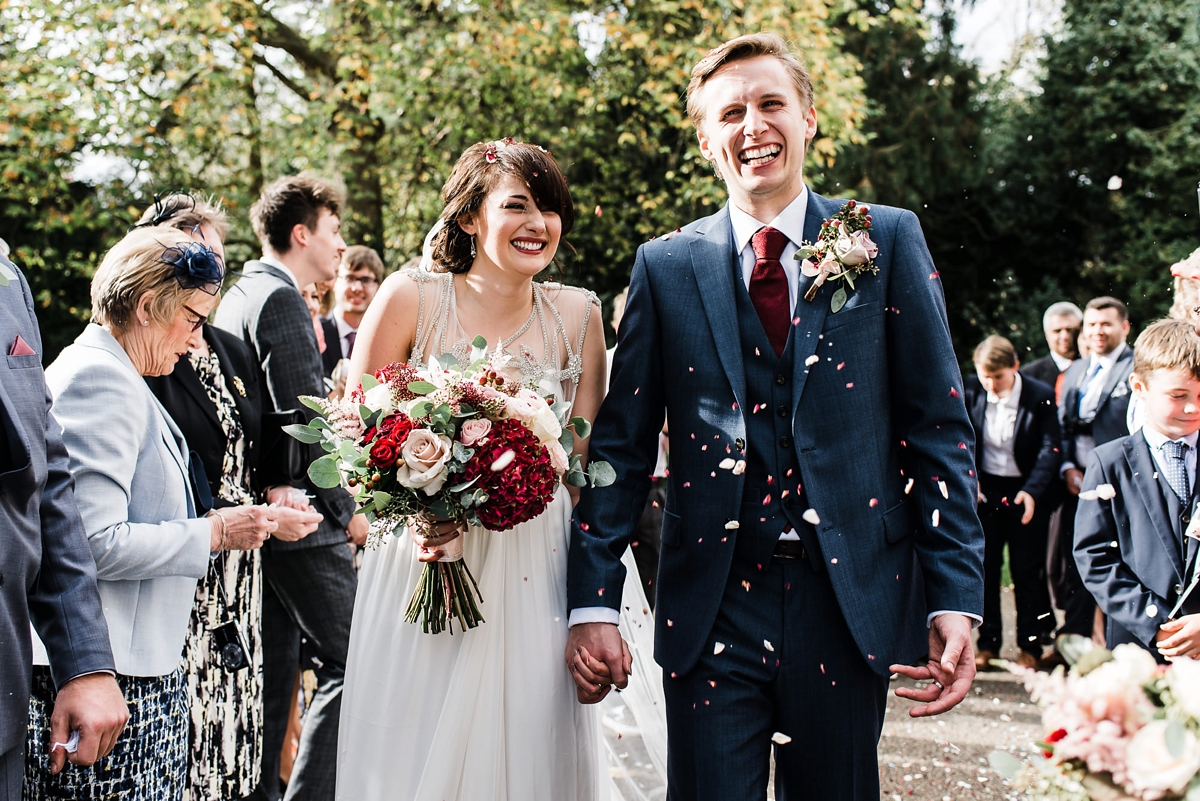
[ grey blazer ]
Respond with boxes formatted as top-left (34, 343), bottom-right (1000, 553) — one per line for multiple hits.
top-left (0, 262), bottom-right (113, 756)
top-left (40, 323), bottom-right (210, 677)
top-left (213, 261), bottom-right (355, 549)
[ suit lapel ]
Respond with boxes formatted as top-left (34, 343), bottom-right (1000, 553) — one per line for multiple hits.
top-left (790, 193), bottom-right (833, 410)
top-left (1125, 436), bottom-right (1186, 582)
top-left (690, 209), bottom-right (747, 412)
top-left (206, 327), bottom-right (255, 430)
top-left (174, 335), bottom-right (221, 431)
top-left (1093, 346), bottom-right (1132, 414)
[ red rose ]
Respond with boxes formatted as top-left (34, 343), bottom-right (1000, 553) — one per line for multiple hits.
top-left (369, 439), bottom-right (399, 468)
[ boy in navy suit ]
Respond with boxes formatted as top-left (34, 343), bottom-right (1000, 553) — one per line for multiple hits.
top-left (1075, 318), bottom-right (1200, 661)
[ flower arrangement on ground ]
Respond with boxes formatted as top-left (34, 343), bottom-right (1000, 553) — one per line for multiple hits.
top-left (287, 336), bottom-right (614, 634)
top-left (989, 641), bottom-right (1200, 800)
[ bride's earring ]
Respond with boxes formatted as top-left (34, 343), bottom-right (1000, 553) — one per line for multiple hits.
top-left (470, 236), bottom-right (477, 259)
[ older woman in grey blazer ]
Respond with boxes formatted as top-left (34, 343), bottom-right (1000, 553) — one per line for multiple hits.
top-left (25, 226), bottom-right (277, 801)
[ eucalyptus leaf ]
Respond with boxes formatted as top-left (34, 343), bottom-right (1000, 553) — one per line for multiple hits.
top-left (284, 424), bottom-right (323, 444)
top-left (986, 751), bottom-right (1023, 781)
top-left (587, 460), bottom-right (617, 487)
top-left (558, 428), bottom-right (575, 451)
top-left (565, 470), bottom-right (588, 488)
top-left (320, 439), bottom-right (338, 453)
top-left (472, 335), bottom-right (488, 350)
top-left (408, 380), bottom-right (437, 395)
top-left (372, 491), bottom-right (392, 512)
top-left (428, 497), bottom-right (455, 519)
top-left (455, 404), bottom-right (477, 417)
top-left (360, 374), bottom-right (380, 392)
top-left (830, 286), bottom-right (848, 313)
top-left (449, 477), bottom-right (480, 493)
top-left (339, 440), bottom-right (359, 460)
top-left (794, 247), bottom-right (815, 261)
top-left (308, 455), bottom-right (343, 488)
top-left (438, 353), bottom-right (459, 370)
top-left (311, 417), bottom-right (333, 432)
top-left (360, 405), bottom-right (379, 426)
top-left (411, 400), bottom-right (432, 418)
top-left (452, 442), bottom-right (475, 462)
top-left (570, 416), bottom-right (592, 439)
top-left (299, 396), bottom-right (327, 415)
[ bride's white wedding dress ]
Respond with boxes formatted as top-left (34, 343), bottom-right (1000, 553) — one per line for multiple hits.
top-left (336, 270), bottom-right (665, 801)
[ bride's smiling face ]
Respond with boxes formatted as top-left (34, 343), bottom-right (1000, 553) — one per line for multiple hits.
top-left (461, 174), bottom-right (561, 277)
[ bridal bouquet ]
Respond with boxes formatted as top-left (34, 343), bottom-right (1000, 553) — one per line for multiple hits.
top-left (989, 642), bottom-right (1200, 800)
top-left (288, 336), bottom-right (614, 634)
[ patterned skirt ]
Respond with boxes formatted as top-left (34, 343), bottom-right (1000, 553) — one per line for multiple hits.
top-left (24, 666), bottom-right (188, 801)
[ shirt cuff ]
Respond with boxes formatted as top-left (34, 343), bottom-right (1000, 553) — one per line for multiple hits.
top-left (927, 610), bottom-right (982, 629)
top-left (64, 670), bottom-right (118, 684)
top-left (568, 607), bottom-right (621, 627)
top-left (1060, 462), bottom-right (1077, 477)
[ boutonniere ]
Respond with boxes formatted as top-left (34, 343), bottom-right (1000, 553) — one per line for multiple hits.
top-left (0, 260), bottom-right (16, 288)
top-left (794, 200), bottom-right (879, 312)
top-left (232, 376), bottom-right (247, 398)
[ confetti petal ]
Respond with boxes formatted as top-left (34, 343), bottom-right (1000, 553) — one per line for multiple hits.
top-left (904, 478), bottom-right (915, 494)
top-left (714, 642), bottom-right (726, 655)
top-left (725, 520), bottom-right (740, 530)
top-left (771, 732), bottom-right (792, 745)
top-left (732, 460), bottom-right (746, 475)
top-left (1146, 604), bottom-right (1158, 618)
top-left (805, 354), bottom-right (820, 366)
top-left (932, 509), bottom-right (940, 527)
top-left (802, 508), bottom-right (820, 525)
top-left (938, 480), bottom-right (948, 499)
top-left (763, 640), bottom-right (774, 652)
top-left (718, 458), bottom-right (736, 469)
top-left (490, 450), bottom-right (516, 471)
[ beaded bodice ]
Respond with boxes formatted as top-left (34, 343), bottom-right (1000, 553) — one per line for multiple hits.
top-left (405, 267), bottom-right (599, 406)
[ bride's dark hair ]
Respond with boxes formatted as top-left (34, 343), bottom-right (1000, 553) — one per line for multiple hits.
top-left (430, 139), bottom-right (575, 274)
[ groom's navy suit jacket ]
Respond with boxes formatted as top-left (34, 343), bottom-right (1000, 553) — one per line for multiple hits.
top-left (570, 191), bottom-right (985, 678)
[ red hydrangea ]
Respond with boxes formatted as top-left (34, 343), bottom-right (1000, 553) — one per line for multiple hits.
top-left (460, 418), bottom-right (557, 531)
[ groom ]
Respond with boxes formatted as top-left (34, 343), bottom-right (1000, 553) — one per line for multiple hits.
top-left (567, 33), bottom-right (985, 799)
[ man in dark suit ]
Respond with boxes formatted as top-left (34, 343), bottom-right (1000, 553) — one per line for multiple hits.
top-left (213, 175), bottom-right (363, 801)
top-left (1022, 301), bottom-right (1083, 400)
top-left (964, 336), bottom-right (1061, 670)
top-left (566, 33), bottom-right (984, 800)
top-left (1057, 296), bottom-right (1134, 641)
top-left (0, 255), bottom-right (127, 799)
top-left (319, 246), bottom-right (382, 378)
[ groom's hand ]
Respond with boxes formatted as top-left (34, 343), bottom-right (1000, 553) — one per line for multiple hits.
top-left (889, 613), bottom-right (975, 717)
top-left (565, 622), bottom-right (631, 704)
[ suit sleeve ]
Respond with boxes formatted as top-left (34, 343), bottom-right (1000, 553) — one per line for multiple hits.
top-left (1074, 451), bottom-right (1168, 648)
top-left (252, 287), bottom-right (354, 528)
top-left (1021, 391), bottom-right (1062, 501)
top-left (568, 247), bottom-right (665, 614)
top-left (884, 210), bottom-right (985, 617)
top-left (20, 275), bottom-right (116, 686)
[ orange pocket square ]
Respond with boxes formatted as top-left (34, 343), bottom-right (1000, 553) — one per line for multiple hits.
top-left (8, 335), bottom-right (35, 356)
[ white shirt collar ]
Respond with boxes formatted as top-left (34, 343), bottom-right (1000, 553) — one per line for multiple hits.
top-left (1050, 351), bottom-right (1073, 372)
top-left (1090, 341), bottom-right (1127, 372)
top-left (728, 187), bottom-right (809, 254)
top-left (259, 255), bottom-right (300, 290)
top-left (1142, 425), bottom-right (1199, 453)
top-left (332, 309), bottom-right (356, 338)
top-left (986, 373), bottom-right (1023, 408)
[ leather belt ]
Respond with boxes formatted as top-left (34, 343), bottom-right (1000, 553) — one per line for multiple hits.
top-left (772, 540), bottom-right (807, 560)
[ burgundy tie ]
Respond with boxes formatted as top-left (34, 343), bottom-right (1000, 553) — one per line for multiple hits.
top-left (749, 226), bottom-right (791, 357)
top-left (345, 330), bottom-right (356, 358)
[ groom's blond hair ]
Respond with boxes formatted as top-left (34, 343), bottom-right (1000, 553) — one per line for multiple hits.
top-left (686, 33), bottom-right (814, 131)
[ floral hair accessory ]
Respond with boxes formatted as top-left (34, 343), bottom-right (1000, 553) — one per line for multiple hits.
top-left (133, 191), bottom-right (197, 230)
top-left (159, 241), bottom-right (225, 295)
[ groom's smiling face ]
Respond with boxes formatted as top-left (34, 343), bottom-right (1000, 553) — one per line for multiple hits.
top-left (695, 55), bottom-right (818, 219)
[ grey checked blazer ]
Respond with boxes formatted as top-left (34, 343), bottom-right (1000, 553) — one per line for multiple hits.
top-left (0, 261), bottom-right (113, 756)
top-left (213, 260), bottom-right (355, 549)
top-left (41, 323), bottom-right (210, 677)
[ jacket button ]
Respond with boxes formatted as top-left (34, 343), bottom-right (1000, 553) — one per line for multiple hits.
top-left (735, 438), bottom-right (745, 451)
top-left (1176, 584), bottom-right (1185, 596)
top-left (777, 405), bottom-right (788, 417)
top-left (780, 435), bottom-right (792, 449)
top-left (775, 374), bottom-right (786, 386)
top-left (783, 497), bottom-right (795, 509)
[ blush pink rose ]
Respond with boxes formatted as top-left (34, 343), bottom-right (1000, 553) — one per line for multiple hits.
top-left (396, 430), bottom-right (453, 496)
top-left (460, 418), bottom-right (493, 447)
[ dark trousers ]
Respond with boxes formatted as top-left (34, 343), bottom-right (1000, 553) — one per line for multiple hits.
top-left (254, 543), bottom-right (356, 801)
top-left (977, 474), bottom-right (1054, 656)
top-left (664, 551), bottom-right (888, 801)
top-left (1056, 494), bottom-right (1097, 636)
top-left (0, 746), bottom-right (20, 801)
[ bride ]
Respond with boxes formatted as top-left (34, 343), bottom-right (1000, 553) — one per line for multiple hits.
top-left (337, 140), bottom-right (662, 800)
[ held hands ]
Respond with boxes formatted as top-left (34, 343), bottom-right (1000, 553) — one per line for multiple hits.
top-left (1014, 491), bottom-right (1036, 525)
top-left (1065, 468), bottom-right (1084, 496)
top-left (264, 485), bottom-right (322, 542)
top-left (1157, 614), bottom-right (1200, 660)
top-left (48, 673), bottom-right (129, 774)
top-left (890, 613), bottom-right (976, 717)
top-left (346, 513), bottom-right (370, 547)
top-left (208, 505), bottom-right (278, 551)
top-left (565, 622), bottom-right (632, 704)
top-left (408, 516), bottom-right (465, 562)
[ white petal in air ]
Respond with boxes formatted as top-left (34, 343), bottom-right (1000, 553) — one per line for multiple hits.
top-left (938, 480), bottom-right (948, 499)
top-left (802, 508), bottom-right (820, 525)
top-left (714, 642), bottom-right (726, 655)
top-left (772, 732), bottom-right (792, 745)
top-left (490, 450), bottom-right (516, 471)
top-left (718, 458), bottom-right (736, 470)
top-left (732, 460), bottom-right (746, 475)
top-left (725, 520), bottom-right (740, 530)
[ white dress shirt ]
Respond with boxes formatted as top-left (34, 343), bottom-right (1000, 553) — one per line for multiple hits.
top-left (1049, 351), bottom-right (1073, 372)
top-left (981, 374), bottom-right (1023, 477)
top-left (1142, 425), bottom-right (1198, 500)
top-left (1063, 341), bottom-right (1129, 475)
top-left (728, 188), bottom-right (808, 309)
top-left (332, 309), bottom-right (358, 358)
top-left (260, 255), bottom-right (300, 290)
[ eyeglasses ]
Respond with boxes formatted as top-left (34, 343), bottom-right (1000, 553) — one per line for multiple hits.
top-left (182, 304), bottom-right (207, 333)
top-left (339, 274), bottom-right (379, 288)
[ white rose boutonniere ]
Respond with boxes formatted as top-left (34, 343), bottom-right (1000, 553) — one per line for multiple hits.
top-left (795, 200), bottom-right (879, 313)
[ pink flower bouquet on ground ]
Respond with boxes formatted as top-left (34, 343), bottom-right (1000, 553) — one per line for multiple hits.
top-left (287, 336), bottom-right (614, 634)
top-left (990, 640), bottom-right (1200, 800)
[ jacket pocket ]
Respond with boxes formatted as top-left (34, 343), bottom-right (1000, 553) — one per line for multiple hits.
top-left (660, 508), bottom-right (681, 548)
top-left (821, 302), bottom-right (883, 332)
top-left (6, 353), bottom-right (40, 369)
top-left (883, 499), bottom-right (915, 544)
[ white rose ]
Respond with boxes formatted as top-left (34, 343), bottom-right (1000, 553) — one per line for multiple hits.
top-left (832, 228), bottom-right (871, 266)
top-left (546, 440), bottom-right (570, 474)
top-left (504, 388), bottom-right (544, 423)
top-left (1124, 720), bottom-right (1200, 796)
top-left (1167, 658), bottom-right (1200, 722)
top-left (363, 383), bottom-right (396, 416)
top-left (530, 402), bottom-right (562, 445)
top-left (395, 429), bottom-right (453, 496)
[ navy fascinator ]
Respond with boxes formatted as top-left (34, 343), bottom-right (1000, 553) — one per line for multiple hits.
top-left (159, 241), bottom-right (224, 295)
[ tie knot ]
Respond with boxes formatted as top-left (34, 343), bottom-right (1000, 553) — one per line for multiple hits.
top-left (752, 226), bottom-right (789, 263)
top-left (1164, 440), bottom-right (1190, 460)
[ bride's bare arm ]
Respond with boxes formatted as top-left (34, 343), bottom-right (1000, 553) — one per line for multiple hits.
top-left (343, 271), bottom-right (421, 397)
top-left (567, 299), bottom-right (607, 506)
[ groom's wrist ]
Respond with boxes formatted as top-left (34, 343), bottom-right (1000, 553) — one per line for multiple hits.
top-left (927, 610), bottom-right (982, 629)
top-left (568, 607), bottom-right (620, 627)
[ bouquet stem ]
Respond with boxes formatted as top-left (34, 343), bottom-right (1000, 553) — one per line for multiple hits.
top-left (404, 560), bottom-right (484, 634)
